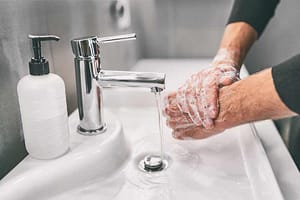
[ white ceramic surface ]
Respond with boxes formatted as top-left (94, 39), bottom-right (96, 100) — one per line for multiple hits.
top-left (0, 111), bottom-right (129, 200)
top-left (0, 59), bottom-right (299, 200)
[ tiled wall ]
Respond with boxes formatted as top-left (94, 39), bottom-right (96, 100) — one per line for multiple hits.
top-left (131, 0), bottom-right (234, 58)
top-left (244, 0), bottom-right (300, 73)
top-left (0, 0), bottom-right (138, 179)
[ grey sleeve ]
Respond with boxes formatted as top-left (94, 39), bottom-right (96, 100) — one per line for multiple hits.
top-left (272, 55), bottom-right (300, 114)
top-left (228, 0), bottom-right (280, 38)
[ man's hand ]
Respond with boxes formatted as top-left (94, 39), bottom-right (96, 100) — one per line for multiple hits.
top-left (172, 22), bottom-right (259, 130)
top-left (164, 92), bottom-right (226, 140)
top-left (176, 50), bottom-right (240, 129)
top-left (164, 69), bottom-right (296, 140)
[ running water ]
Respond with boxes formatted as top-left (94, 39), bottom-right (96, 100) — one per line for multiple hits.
top-left (154, 91), bottom-right (165, 160)
top-left (139, 89), bottom-right (168, 172)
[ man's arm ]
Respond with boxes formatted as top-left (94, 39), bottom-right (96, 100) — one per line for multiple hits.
top-left (165, 68), bottom-right (297, 139)
top-left (174, 0), bottom-right (280, 130)
top-left (228, 0), bottom-right (280, 38)
top-left (216, 68), bottom-right (296, 130)
top-left (213, 22), bottom-right (257, 70)
top-left (175, 22), bottom-right (257, 129)
top-left (216, 0), bottom-right (281, 69)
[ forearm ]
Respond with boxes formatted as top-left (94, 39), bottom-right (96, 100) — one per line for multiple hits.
top-left (177, 23), bottom-right (258, 129)
top-left (165, 66), bottom-right (297, 140)
top-left (228, 0), bottom-right (280, 38)
top-left (213, 22), bottom-right (257, 70)
top-left (215, 0), bottom-right (281, 70)
top-left (216, 68), bottom-right (297, 129)
top-left (172, 0), bottom-right (280, 135)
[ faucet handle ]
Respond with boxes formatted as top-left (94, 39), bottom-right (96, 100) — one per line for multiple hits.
top-left (71, 33), bottom-right (136, 59)
top-left (98, 33), bottom-right (136, 44)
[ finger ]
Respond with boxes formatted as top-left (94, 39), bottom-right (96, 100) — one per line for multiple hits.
top-left (202, 116), bottom-right (214, 129)
top-left (176, 85), bottom-right (189, 113)
top-left (217, 65), bottom-right (236, 73)
top-left (219, 72), bottom-right (238, 86)
top-left (176, 71), bottom-right (202, 113)
top-left (185, 87), bottom-right (203, 126)
top-left (200, 80), bottom-right (219, 119)
top-left (164, 91), bottom-right (177, 106)
top-left (175, 126), bottom-right (224, 140)
top-left (166, 111), bottom-right (193, 125)
top-left (218, 67), bottom-right (239, 86)
top-left (163, 93), bottom-right (183, 118)
top-left (173, 127), bottom-right (212, 140)
top-left (172, 131), bottom-right (184, 140)
top-left (197, 76), bottom-right (218, 128)
top-left (167, 120), bottom-right (195, 129)
top-left (164, 107), bottom-right (183, 119)
top-left (162, 94), bottom-right (170, 117)
top-left (189, 72), bottom-right (216, 128)
top-left (219, 76), bottom-right (235, 86)
top-left (166, 116), bottom-right (194, 130)
top-left (192, 73), bottom-right (207, 119)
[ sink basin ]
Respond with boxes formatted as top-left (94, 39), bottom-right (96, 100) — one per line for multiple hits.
top-left (0, 111), bottom-right (129, 200)
top-left (0, 59), bottom-right (284, 200)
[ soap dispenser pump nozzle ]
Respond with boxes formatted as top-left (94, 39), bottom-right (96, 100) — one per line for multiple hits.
top-left (28, 34), bottom-right (60, 75)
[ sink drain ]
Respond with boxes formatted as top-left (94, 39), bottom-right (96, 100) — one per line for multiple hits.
top-left (138, 155), bottom-right (168, 172)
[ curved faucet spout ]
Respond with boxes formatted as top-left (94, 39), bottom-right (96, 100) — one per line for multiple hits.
top-left (71, 33), bottom-right (166, 135)
top-left (98, 70), bottom-right (165, 91)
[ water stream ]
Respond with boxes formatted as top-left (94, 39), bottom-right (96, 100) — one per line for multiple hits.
top-left (138, 90), bottom-right (168, 172)
top-left (154, 91), bottom-right (165, 160)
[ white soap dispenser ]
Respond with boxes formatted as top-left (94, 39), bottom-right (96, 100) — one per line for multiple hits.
top-left (17, 34), bottom-right (69, 159)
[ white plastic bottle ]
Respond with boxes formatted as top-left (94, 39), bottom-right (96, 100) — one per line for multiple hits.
top-left (17, 35), bottom-right (69, 159)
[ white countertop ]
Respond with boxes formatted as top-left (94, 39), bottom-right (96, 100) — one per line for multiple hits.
top-left (255, 120), bottom-right (300, 199)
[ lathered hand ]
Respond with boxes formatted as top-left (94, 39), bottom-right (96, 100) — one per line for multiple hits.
top-left (164, 92), bottom-right (225, 140)
top-left (176, 50), bottom-right (239, 129)
top-left (164, 69), bottom-right (297, 140)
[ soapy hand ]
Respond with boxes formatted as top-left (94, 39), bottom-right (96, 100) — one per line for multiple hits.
top-left (175, 49), bottom-right (240, 129)
top-left (164, 92), bottom-right (226, 139)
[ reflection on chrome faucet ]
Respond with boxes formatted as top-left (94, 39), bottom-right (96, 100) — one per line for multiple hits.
top-left (71, 34), bottom-right (166, 135)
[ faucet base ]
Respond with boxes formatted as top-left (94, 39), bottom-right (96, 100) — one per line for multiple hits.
top-left (77, 124), bottom-right (107, 135)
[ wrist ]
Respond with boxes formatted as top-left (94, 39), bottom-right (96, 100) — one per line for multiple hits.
top-left (214, 82), bottom-right (245, 129)
top-left (214, 68), bottom-right (297, 131)
top-left (212, 48), bottom-right (241, 71)
top-left (217, 22), bottom-right (258, 69)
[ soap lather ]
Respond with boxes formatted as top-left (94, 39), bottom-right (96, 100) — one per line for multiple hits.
top-left (17, 34), bottom-right (70, 159)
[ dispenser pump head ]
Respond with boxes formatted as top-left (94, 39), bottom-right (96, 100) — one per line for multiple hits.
top-left (28, 34), bottom-right (60, 75)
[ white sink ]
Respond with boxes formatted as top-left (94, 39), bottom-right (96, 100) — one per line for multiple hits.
top-left (0, 111), bottom-right (129, 200)
top-left (0, 59), bottom-right (285, 200)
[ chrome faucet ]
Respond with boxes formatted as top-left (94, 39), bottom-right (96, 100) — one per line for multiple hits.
top-left (71, 34), bottom-right (166, 135)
